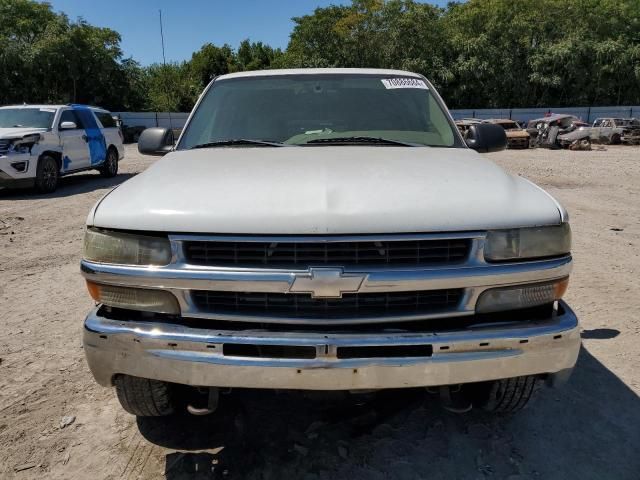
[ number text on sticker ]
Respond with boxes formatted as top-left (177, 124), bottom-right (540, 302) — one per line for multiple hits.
top-left (381, 78), bottom-right (429, 90)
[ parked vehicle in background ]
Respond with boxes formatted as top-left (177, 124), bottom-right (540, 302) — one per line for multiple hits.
top-left (527, 114), bottom-right (590, 149)
top-left (0, 105), bottom-right (124, 193)
top-left (454, 118), bottom-right (481, 136)
top-left (526, 114), bottom-right (579, 138)
top-left (557, 126), bottom-right (593, 149)
top-left (122, 124), bottom-right (147, 143)
top-left (620, 118), bottom-right (640, 145)
top-left (591, 118), bottom-right (640, 145)
top-left (81, 68), bottom-right (579, 419)
top-left (483, 119), bottom-right (530, 149)
top-left (591, 118), bottom-right (624, 144)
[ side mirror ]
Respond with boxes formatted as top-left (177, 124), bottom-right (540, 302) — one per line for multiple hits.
top-left (465, 123), bottom-right (507, 153)
top-left (138, 127), bottom-right (174, 156)
top-left (60, 121), bottom-right (77, 130)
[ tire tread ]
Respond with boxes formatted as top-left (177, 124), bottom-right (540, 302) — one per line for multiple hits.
top-left (481, 376), bottom-right (540, 413)
top-left (34, 155), bottom-right (59, 193)
top-left (99, 147), bottom-right (118, 178)
top-left (115, 375), bottom-right (174, 417)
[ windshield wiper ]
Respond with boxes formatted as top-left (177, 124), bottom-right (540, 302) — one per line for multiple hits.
top-left (304, 136), bottom-right (421, 147)
top-left (190, 139), bottom-right (289, 149)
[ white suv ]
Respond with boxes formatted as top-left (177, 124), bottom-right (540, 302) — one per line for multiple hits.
top-left (82, 69), bottom-right (579, 417)
top-left (0, 104), bottom-right (124, 193)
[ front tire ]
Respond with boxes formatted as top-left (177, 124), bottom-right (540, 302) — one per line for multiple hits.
top-left (467, 376), bottom-right (540, 413)
top-left (114, 375), bottom-right (175, 417)
top-left (35, 155), bottom-right (59, 193)
top-left (99, 148), bottom-right (118, 178)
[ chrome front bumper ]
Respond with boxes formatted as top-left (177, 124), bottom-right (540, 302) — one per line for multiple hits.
top-left (83, 301), bottom-right (580, 390)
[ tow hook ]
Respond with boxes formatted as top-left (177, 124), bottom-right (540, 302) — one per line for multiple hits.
top-left (187, 387), bottom-right (219, 415)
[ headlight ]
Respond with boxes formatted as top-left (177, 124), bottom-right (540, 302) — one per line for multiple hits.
top-left (476, 278), bottom-right (569, 313)
top-left (86, 281), bottom-right (179, 314)
top-left (484, 224), bottom-right (571, 261)
top-left (9, 134), bottom-right (41, 154)
top-left (83, 228), bottom-right (171, 266)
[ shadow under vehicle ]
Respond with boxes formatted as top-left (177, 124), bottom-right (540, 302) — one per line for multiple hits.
top-left (136, 346), bottom-right (640, 480)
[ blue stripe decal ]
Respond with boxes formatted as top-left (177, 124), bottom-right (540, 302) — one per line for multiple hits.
top-left (72, 105), bottom-right (106, 166)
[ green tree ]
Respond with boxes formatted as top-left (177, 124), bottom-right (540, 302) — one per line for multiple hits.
top-left (2, 0), bottom-right (639, 111)
top-left (237, 39), bottom-right (283, 71)
top-left (146, 62), bottom-right (196, 112)
top-left (189, 43), bottom-right (237, 86)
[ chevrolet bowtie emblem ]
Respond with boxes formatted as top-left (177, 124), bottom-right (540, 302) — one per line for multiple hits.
top-left (289, 268), bottom-right (365, 298)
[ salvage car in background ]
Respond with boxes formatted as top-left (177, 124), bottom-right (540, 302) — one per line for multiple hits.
top-left (620, 118), bottom-right (640, 145)
top-left (454, 118), bottom-right (481, 136)
top-left (528, 114), bottom-right (590, 149)
top-left (592, 117), bottom-right (640, 145)
top-left (591, 118), bottom-right (625, 144)
top-left (483, 119), bottom-right (530, 149)
top-left (0, 104), bottom-right (124, 193)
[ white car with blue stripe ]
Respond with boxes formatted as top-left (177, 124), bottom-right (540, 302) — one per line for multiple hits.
top-left (0, 104), bottom-right (124, 193)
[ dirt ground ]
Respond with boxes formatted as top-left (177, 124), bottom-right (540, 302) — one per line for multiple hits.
top-left (1, 144), bottom-right (639, 479)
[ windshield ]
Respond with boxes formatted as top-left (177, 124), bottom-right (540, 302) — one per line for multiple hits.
top-left (0, 108), bottom-right (55, 129)
top-left (179, 74), bottom-right (460, 149)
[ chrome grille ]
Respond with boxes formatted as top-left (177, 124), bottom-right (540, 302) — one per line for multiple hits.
top-left (183, 238), bottom-right (471, 268)
top-left (191, 289), bottom-right (463, 319)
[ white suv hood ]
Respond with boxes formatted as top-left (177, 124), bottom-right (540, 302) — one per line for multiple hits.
top-left (91, 147), bottom-right (562, 234)
top-left (0, 127), bottom-right (47, 139)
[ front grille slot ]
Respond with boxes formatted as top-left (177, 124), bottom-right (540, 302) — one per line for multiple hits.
top-left (223, 344), bottom-right (316, 359)
top-left (337, 344), bottom-right (433, 359)
top-left (0, 140), bottom-right (10, 155)
top-left (192, 289), bottom-right (463, 319)
top-left (183, 238), bottom-right (471, 268)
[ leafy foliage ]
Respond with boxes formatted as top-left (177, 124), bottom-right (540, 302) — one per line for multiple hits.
top-left (1, 0), bottom-right (639, 111)
top-left (284, 0), bottom-right (640, 108)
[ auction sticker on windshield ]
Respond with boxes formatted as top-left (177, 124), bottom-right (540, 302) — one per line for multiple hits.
top-left (381, 78), bottom-right (428, 90)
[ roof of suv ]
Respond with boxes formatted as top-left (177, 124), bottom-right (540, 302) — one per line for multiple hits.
top-left (0, 104), bottom-right (109, 111)
top-left (216, 68), bottom-right (423, 81)
top-left (0, 104), bottom-right (67, 109)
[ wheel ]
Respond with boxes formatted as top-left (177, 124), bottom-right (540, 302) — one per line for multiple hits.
top-left (114, 375), bottom-right (175, 417)
top-left (610, 133), bottom-right (621, 145)
top-left (35, 155), bottom-right (59, 193)
top-left (132, 131), bottom-right (141, 143)
top-left (99, 148), bottom-right (118, 178)
top-left (466, 376), bottom-right (541, 413)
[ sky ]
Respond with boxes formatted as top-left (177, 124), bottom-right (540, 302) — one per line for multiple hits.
top-left (47, 0), bottom-right (452, 65)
